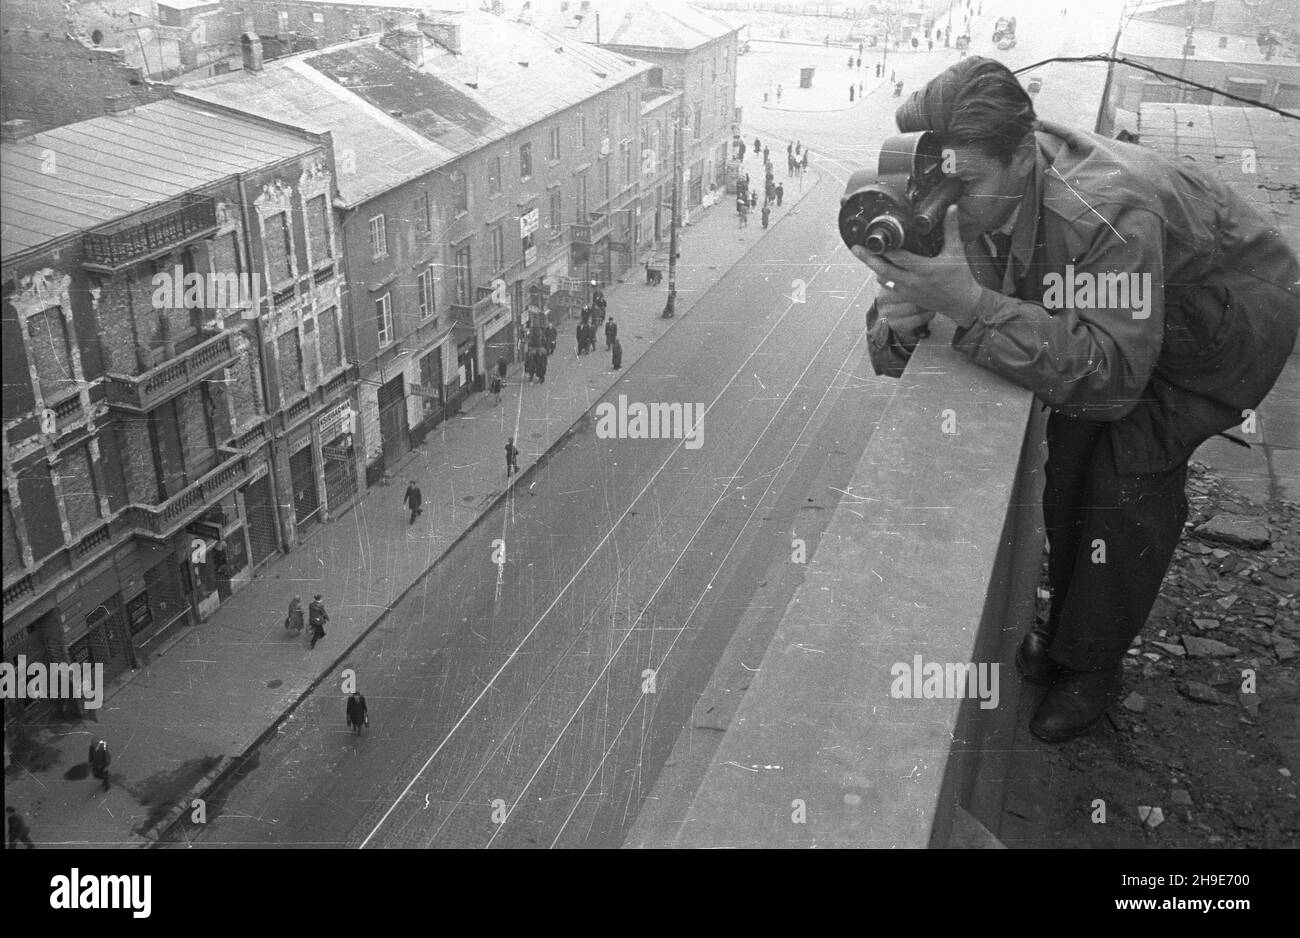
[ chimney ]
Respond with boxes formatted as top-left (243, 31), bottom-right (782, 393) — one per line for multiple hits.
top-left (381, 26), bottom-right (425, 67)
top-left (241, 32), bottom-right (263, 72)
top-left (420, 20), bottom-right (461, 54)
top-left (1, 119), bottom-right (37, 142)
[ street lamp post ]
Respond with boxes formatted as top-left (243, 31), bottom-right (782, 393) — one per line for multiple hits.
top-left (662, 102), bottom-right (683, 318)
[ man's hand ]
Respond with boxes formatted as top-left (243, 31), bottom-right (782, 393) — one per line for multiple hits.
top-left (875, 286), bottom-right (936, 338)
top-left (851, 205), bottom-right (984, 327)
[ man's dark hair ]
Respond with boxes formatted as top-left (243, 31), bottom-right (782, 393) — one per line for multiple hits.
top-left (895, 57), bottom-right (1037, 164)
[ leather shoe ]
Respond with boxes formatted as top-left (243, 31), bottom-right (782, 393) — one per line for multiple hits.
top-left (1029, 664), bottom-right (1123, 743)
top-left (1015, 628), bottom-right (1064, 685)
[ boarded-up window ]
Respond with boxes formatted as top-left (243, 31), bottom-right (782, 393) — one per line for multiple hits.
top-left (266, 211), bottom-right (294, 283)
top-left (15, 463), bottom-right (60, 561)
top-left (2, 494), bottom-right (24, 576)
top-left (319, 307), bottom-right (342, 373)
top-left (27, 306), bottom-right (76, 401)
top-left (307, 195), bottom-right (331, 264)
top-left (61, 444), bottom-right (100, 538)
top-left (278, 328), bottom-right (303, 395)
top-left (178, 387), bottom-right (216, 480)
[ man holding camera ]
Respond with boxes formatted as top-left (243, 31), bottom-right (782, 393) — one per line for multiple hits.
top-left (854, 57), bottom-right (1299, 742)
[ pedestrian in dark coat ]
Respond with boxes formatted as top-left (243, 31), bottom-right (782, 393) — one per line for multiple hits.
top-left (286, 595), bottom-right (305, 634)
top-left (88, 739), bottom-right (111, 791)
top-left (7, 807), bottom-right (34, 848)
top-left (505, 438), bottom-right (520, 477)
top-left (776, 182), bottom-right (784, 206)
top-left (403, 481), bottom-right (422, 524)
top-left (611, 338), bottom-right (623, 370)
top-left (738, 141), bottom-right (746, 161)
top-left (761, 204), bottom-right (771, 228)
top-left (801, 151), bottom-right (809, 171)
top-left (496, 355), bottom-right (508, 379)
top-left (537, 350), bottom-right (548, 382)
top-left (345, 692), bottom-right (369, 735)
top-left (753, 136), bottom-right (761, 154)
top-left (545, 323), bottom-right (557, 354)
top-left (576, 321), bottom-right (586, 355)
top-left (605, 317), bottom-right (617, 350)
top-left (750, 190), bottom-right (758, 208)
top-left (308, 594), bottom-right (328, 649)
top-left (490, 372), bottom-right (503, 404)
top-left (850, 85), bottom-right (855, 102)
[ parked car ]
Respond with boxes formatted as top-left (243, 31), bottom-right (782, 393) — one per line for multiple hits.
top-left (992, 16), bottom-right (1017, 42)
top-left (997, 35), bottom-right (1017, 50)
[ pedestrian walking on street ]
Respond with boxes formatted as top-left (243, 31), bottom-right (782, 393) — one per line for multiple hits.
top-left (848, 54), bottom-right (854, 68)
top-left (605, 317), bottom-right (617, 351)
top-left (496, 355), bottom-right (507, 380)
top-left (576, 320), bottom-right (586, 355)
top-left (738, 140), bottom-right (746, 161)
top-left (894, 80), bottom-right (904, 97)
top-left (490, 372), bottom-right (502, 404)
top-left (750, 190), bottom-right (758, 208)
top-left (345, 691), bottom-right (369, 735)
top-left (545, 322), bottom-right (557, 354)
top-left (859, 81), bottom-right (864, 98)
top-left (537, 350), bottom-right (548, 382)
top-left (801, 150), bottom-right (809, 172)
top-left (88, 739), bottom-right (110, 791)
top-left (286, 595), bottom-right (305, 635)
top-left (753, 136), bottom-right (761, 154)
top-left (776, 83), bottom-right (782, 103)
top-left (611, 338), bottom-right (623, 370)
top-left (849, 84), bottom-right (855, 102)
top-left (856, 56), bottom-right (862, 69)
top-left (7, 807), bottom-right (35, 848)
top-left (776, 182), bottom-right (784, 206)
top-left (762, 145), bottom-right (770, 166)
top-left (761, 203), bottom-right (771, 228)
top-left (403, 481), bottom-right (422, 525)
top-left (737, 195), bottom-right (748, 226)
top-left (308, 594), bottom-right (328, 649)
top-left (505, 438), bottom-right (520, 477)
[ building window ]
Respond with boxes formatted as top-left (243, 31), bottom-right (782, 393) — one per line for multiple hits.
top-left (278, 10), bottom-right (289, 32)
top-left (278, 327), bottom-right (304, 393)
top-left (600, 102), bottom-right (609, 137)
top-left (454, 245), bottom-right (472, 305)
top-left (549, 189), bottom-right (562, 230)
top-left (312, 12), bottom-right (324, 24)
top-left (648, 67), bottom-right (663, 87)
top-left (622, 141), bottom-right (632, 187)
top-left (576, 170), bottom-right (588, 219)
top-left (26, 306), bottom-right (76, 402)
top-left (519, 142), bottom-right (532, 180)
top-left (319, 306), bottom-right (342, 372)
top-left (267, 211), bottom-right (294, 282)
top-left (489, 225), bottom-right (505, 275)
top-left (306, 195), bottom-right (331, 265)
top-left (368, 214), bottom-right (387, 260)
top-left (375, 294), bottom-right (393, 346)
top-left (601, 157), bottom-right (611, 202)
top-left (693, 103), bottom-right (702, 140)
top-left (417, 266), bottom-right (436, 319)
top-left (454, 172), bottom-right (468, 214)
top-left (577, 113), bottom-right (587, 148)
top-left (549, 125), bottom-right (561, 161)
top-left (415, 191), bottom-right (430, 233)
top-left (488, 155), bottom-right (501, 196)
top-left (61, 444), bottom-right (101, 538)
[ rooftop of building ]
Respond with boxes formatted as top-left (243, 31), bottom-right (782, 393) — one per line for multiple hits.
top-left (0, 97), bottom-right (318, 261)
top-left (1138, 102), bottom-right (1300, 247)
top-left (179, 10), bottom-right (653, 205)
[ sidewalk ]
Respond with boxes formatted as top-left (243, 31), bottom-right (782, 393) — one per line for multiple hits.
top-left (2, 152), bottom-right (824, 848)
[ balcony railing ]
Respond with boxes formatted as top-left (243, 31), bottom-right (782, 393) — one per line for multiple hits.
top-left (1, 444), bottom-right (255, 615)
top-left (82, 198), bottom-right (219, 272)
top-left (124, 446), bottom-right (250, 539)
top-left (104, 328), bottom-right (240, 412)
top-left (450, 292), bottom-right (507, 329)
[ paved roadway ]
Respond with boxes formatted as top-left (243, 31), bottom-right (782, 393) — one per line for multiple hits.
top-left (159, 0), bottom-right (1123, 849)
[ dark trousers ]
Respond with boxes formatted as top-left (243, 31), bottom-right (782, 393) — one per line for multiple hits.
top-left (10, 833), bottom-right (35, 848)
top-left (408, 506), bottom-right (420, 524)
top-left (1042, 412), bottom-right (1189, 671)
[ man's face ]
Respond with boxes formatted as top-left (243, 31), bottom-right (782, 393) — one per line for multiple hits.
top-left (944, 140), bottom-right (1035, 242)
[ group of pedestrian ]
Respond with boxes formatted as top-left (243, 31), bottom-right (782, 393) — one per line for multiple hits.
top-left (786, 141), bottom-right (808, 179)
top-left (285, 593), bottom-right (329, 648)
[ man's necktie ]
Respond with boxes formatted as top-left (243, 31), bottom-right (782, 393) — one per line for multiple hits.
top-left (987, 231), bottom-right (1013, 283)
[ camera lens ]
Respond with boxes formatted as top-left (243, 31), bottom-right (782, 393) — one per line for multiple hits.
top-left (863, 215), bottom-right (905, 254)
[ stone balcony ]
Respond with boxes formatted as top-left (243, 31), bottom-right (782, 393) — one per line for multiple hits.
top-left (104, 328), bottom-right (242, 413)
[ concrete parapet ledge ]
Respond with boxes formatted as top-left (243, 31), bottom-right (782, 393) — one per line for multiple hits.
top-left (659, 321), bottom-right (1044, 848)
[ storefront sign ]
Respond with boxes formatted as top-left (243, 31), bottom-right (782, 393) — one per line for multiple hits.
top-left (409, 382), bottom-right (442, 400)
top-left (519, 207), bottom-right (539, 238)
top-left (524, 245), bottom-right (537, 268)
top-left (318, 400), bottom-right (354, 440)
top-left (322, 444), bottom-right (352, 462)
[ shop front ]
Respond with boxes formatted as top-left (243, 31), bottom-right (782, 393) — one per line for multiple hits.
top-left (318, 398), bottom-right (358, 512)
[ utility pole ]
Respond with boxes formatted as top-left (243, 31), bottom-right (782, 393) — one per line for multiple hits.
top-left (662, 101), bottom-right (683, 319)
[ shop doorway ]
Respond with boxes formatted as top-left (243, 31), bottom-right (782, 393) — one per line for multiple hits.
top-left (242, 474), bottom-right (279, 570)
top-left (289, 443), bottom-right (321, 531)
top-left (377, 374), bottom-right (409, 466)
